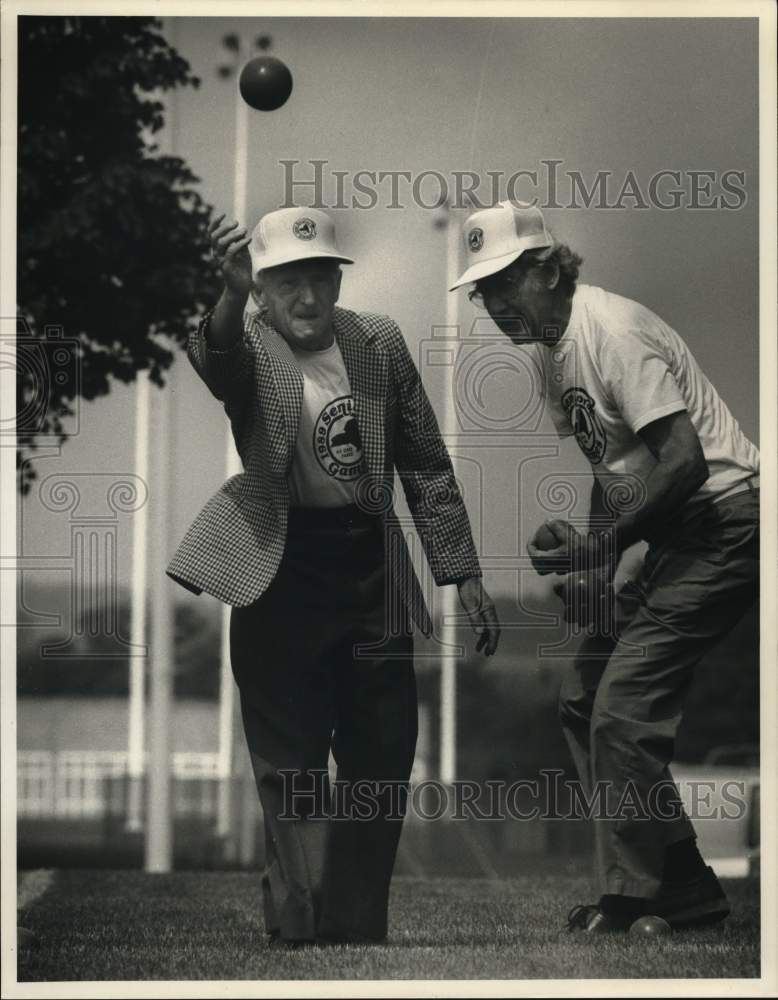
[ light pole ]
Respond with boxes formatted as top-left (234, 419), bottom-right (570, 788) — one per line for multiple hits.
top-left (214, 31), bottom-right (273, 856)
top-left (126, 372), bottom-right (149, 832)
top-left (434, 201), bottom-right (461, 785)
top-left (145, 376), bottom-right (175, 872)
top-left (144, 17), bottom-right (180, 870)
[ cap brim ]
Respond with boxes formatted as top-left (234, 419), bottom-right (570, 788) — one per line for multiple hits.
top-left (253, 250), bottom-right (354, 273)
top-left (448, 233), bottom-right (553, 291)
top-left (448, 250), bottom-right (523, 291)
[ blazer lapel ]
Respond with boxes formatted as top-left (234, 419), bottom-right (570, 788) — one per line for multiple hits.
top-left (253, 308), bottom-right (386, 479)
top-left (334, 310), bottom-right (387, 479)
top-left (256, 318), bottom-right (304, 474)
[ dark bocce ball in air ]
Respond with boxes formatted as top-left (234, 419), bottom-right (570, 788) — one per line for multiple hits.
top-left (239, 55), bottom-right (293, 111)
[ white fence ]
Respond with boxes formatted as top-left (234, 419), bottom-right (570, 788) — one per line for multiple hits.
top-left (18, 750), bottom-right (221, 819)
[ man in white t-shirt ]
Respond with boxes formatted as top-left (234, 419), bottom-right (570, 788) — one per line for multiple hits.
top-left (168, 206), bottom-right (501, 947)
top-left (450, 201), bottom-right (759, 933)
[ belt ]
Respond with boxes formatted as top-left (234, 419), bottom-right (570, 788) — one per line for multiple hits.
top-left (287, 503), bottom-right (380, 531)
top-left (644, 474), bottom-right (759, 546)
top-left (710, 475), bottom-right (759, 505)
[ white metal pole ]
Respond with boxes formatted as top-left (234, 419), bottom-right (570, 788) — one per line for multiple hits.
top-left (233, 71), bottom-right (249, 236)
top-left (144, 19), bottom-right (176, 870)
top-left (216, 66), bottom-right (248, 841)
top-left (440, 207), bottom-right (460, 785)
top-left (145, 380), bottom-right (174, 872)
top-left (127, 373), bottom-right (149, 831)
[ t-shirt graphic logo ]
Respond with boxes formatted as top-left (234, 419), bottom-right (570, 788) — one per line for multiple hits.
top-left (562, 386), bottom-right (607, 465)
top-left (293, 218), bottom-right (317, 240)
top-left (313, 396), bottom-right (366, 480)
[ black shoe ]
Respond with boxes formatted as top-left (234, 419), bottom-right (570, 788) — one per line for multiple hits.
top-left (566, 904), bottom-right (627, 933)
top-left (655, 865), bottom-right (730, 927)
top-left (569, 865), bottom-right (729, 934)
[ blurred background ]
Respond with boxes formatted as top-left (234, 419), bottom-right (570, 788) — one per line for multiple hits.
top-left (15, 15), bottom-right (760, 877)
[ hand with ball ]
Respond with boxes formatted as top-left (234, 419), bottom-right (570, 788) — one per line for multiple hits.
top-left (527, 519), bottom-right (583, 575)
top-left (528, 518), bottom-right (616, 575)
top-left (528, 520), bottom-right (614, 627)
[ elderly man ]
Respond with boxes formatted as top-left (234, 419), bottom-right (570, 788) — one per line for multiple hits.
top-left (450, 201), bottom-right (759, 932)
top-left (168, 206), bottom-right (500, 946)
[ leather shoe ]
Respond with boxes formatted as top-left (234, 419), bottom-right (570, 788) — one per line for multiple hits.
top-left (566, 904), bottom-right (628, 933)
top-left (655, 865), bottom-right (730, 927)
top-left (567, 866), bottom-right (730, 933)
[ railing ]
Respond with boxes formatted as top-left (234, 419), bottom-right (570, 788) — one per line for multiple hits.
top-left (17, 750), bottom-right (222, 819)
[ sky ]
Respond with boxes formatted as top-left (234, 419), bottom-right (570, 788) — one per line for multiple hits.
top-left (17, 14), bottom-right (760, 615)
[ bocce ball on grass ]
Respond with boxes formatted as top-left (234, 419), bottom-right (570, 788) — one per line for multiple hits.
top-left (629, 915), bottom-right (673, 938)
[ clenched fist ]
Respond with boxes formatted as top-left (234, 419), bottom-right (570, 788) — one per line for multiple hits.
top-left (527, 519), bottom-right (581, 576)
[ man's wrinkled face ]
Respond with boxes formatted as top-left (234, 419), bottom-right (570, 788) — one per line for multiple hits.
top-left (258, 259), bottom-right (342, 350)
top-left (469, 260), bottom-right (552, 345)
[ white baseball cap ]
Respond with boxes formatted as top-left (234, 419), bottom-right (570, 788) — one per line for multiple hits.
top-left (449, 201), bottom-right (552, 291)
top-left (249, 206), bottom-right (354, 275)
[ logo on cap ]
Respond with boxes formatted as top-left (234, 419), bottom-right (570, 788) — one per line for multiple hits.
top-left (468, 227), bottom-right (484, 253)
top-left (293, 218), bottom-right (317, 241)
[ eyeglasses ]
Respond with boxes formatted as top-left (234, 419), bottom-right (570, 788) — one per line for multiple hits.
top-left (467, 273), bottom-right (523, 309)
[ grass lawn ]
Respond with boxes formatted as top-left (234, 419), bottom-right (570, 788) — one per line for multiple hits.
top-left (16, 871), bottom-right (760, 982)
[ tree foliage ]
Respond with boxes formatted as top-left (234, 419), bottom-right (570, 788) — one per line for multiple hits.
top-left (17, 16), bottom-right (221, 491)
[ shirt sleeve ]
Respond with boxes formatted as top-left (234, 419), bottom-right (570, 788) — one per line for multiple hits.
top-left (598, 324), bottom-right (687, 434)
top-left (188, 308), bottom-right (255, 405)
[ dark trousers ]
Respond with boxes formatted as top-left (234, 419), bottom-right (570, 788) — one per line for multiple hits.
top-left (558, 488), bottom-right (759, 898)
top-left (230, 506), bottom-right (416, 942)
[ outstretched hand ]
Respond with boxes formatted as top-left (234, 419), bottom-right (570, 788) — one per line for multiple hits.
top-left (210, 213), bottom-right (253, 299)
top-left (457, 576), bottom-right (501, 656)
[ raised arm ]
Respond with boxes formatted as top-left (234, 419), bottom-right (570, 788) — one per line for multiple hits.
top-left (190, 214), bottom-right (254, 402)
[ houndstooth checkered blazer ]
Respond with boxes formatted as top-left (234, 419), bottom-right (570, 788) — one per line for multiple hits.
top-left (166, 305), bottom-right (482, 635)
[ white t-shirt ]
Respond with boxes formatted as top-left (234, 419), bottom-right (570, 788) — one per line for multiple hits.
top-left (287, 340), bottom-right (367, 507)
top-left (534, 285), bottom-right (759, 502)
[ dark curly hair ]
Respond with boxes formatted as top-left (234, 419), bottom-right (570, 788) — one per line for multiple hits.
top-left (516, 242), bottom-right (583, 296)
